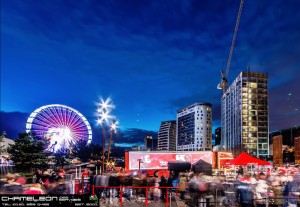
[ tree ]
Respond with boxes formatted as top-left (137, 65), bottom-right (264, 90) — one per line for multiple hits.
top-left (53, 148), bottom-right (71, 168)
top-left (90, 144), bottom-right (102, 161)
top-left (0, 131), bottom-right (6, 155)
top-left (72, 139), bottom-right (92, 163)
top-left (7, 133), bottom-right (49, 172)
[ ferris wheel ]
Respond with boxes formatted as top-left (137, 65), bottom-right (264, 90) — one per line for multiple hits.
top-left (26, 104), bottom-right (92, 152)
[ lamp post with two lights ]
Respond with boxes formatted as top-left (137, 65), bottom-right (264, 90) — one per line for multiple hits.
top-left (97, 97), bottom-right (115, 174)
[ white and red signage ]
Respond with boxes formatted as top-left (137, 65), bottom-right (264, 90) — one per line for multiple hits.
top-left (127, 151), bottom-right (212, 170)
top-left (217, 152), bottom-right (233, 169)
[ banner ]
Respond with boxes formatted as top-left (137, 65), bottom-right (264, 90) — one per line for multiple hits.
top-left (217, 152), bottom-right (233, 169)
top-left (128, 151), bottom-right (212, 170)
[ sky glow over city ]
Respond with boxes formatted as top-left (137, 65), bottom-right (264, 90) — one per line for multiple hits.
top-left (1, 0), bottom-right (300, 146)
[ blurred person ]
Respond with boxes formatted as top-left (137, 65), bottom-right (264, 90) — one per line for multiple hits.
top-left (34, 169), bottom-right (43, 184)
top-left (255, 173), bottom-right (269, 207)
top-left (24, 183), bottom-right (45, 194)
top-left (159, 175), bottom-right (167, 200)
top-left (139, 176), bottom-right (148, 197)
top-left (55, 170), bottom-right (65, 181)
top-left (50, 178), bottom-right (67, 194)
top-left (238, 166), bottom-right (244, 175)
top-left (82, 169), bottom-right (89, 178)
top-left (250, 174), bottom-right (257, 185)
top-left (147, 176), bottom-right (155, 201)
top-left (178, 176), bottom-right (187, 200)
top-left (270, 176), bottom-right (283, 207)
top-left (3, 173), bottom-right (23, 194)
top-left (49, 170), bottom-right (57, 183)
top-left (14, 173), bottom-right (26, 185)
top-left (236, 179), bottom-right (254, 207)
top-left (153, 182), bottom-right (161, 201)
top-left (59, 168), bottom-right (65, 176)
top-left (41, 171), bottom-right (50, 189)
top-left (283, 175), bottom-right (299, 207)
top-left (188, 174), bottom-right (200, 207)
top-left (132, 175), bottom-right (141, 198)
top-left (0, 175), bottom-right (6, 193)
top-left (236, 173), bottom-right (243, 181)
top-left (123, 175), bottom-right (133, 200)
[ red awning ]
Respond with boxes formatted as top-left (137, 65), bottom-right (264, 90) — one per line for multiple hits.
top-left (228, 152), bottom-right (270, 165)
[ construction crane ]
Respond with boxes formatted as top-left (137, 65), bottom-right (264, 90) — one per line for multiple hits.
top-left (217, 0), bottom-right (244, 93)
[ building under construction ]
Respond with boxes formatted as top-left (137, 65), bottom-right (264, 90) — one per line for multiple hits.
top-left (221, 71), bottom-right (269, 158)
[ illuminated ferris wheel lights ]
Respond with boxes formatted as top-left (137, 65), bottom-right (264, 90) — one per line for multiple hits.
top-left (26, 104), bottom-right (92, 152)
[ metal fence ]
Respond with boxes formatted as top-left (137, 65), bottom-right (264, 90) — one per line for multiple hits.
top-left (83, 184), bottom-right (300, 207)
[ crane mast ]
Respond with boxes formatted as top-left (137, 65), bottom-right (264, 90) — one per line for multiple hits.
top-left (218, 0), bottom-right (244, 93)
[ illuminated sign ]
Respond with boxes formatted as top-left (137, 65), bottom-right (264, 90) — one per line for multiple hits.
top-left (128, 151), bottom-right (212, 170)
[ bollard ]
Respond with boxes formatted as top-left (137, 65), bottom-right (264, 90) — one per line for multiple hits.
top-left (215, 189), bottom-right (218, 207)
top-left (144, 187), bottom-right (149, 205)
top-left (119, 186), bottom-right (124, 205)
top-left (92, 186), bottom-right (95, 196)
top-left (164, 187), bottom-right (169, 205)
top-left (75, 179), bottom-right (80, 194)
top-left (206, 197), bottom-right (210, 207)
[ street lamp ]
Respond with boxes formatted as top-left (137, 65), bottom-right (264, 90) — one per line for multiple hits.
top-left (97, 97), bottom-right (114, 174)
top-left (107, 121), bottom-right (118, 163)
top-left (137, 158), bottom-right (143, 174)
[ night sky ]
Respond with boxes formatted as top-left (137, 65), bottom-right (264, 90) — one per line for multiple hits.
top-left (1, 0), bottom-right (300, 147)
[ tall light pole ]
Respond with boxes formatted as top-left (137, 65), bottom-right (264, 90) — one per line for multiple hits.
top-left (97, 97), bottom-right (114, 174)
top-left (107, 121), bottom-right (118, 163)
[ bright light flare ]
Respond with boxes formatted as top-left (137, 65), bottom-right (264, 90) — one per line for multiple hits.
top-left (45, 127), bottom-right (74, 152)
top-left (97, 118), bottom-right (103, 125)
top-left (99, 110), bottom-right (113, 123)
top-left (111, 121), bottom-right (118, 131)
top-left (96, 97), bottom-right (116, 125)
top-left (99, 97), bottom-right (114, 111)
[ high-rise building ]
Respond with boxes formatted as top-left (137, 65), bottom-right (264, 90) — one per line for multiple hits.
top-left (176, 103), bottom-right (212, 151)
top-left (221, 71), bottom-right (269, 157)
top-left (269, 126), bottom-right (300, 146)
top-left (144, 136), bottom-right (157, 151)
top-left (158, 120), bottom-right (176, 151)
top-left (214, 127), bottom-right (221, 146)
top-left (131, 145), bottom-right (147, 151)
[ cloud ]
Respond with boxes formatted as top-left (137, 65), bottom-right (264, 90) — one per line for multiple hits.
top-left (113, 128), bottom-right (157, 146)
top-left (1, 0), bottom-right (300, 134)
top-left (0, 111), bottom-right (158, 147)
top-left (90, 124), bottom-right (159, 147)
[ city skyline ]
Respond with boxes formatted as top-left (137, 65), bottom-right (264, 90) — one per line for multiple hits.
top-left (1, 0), bottom-right (300, 146)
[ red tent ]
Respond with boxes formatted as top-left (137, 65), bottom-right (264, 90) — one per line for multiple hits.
top-left (228, 152), bottom-right (270, 166)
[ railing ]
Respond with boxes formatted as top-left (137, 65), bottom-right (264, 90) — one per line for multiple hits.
top-left (72, 177), bottom-right (300, 207)
top-left (91, 185), bottom-right (177, 205)
top-left (0, 164), bottom-right (14, 175)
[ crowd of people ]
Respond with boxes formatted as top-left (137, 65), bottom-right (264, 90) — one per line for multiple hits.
top-left (0, 168), bottom-right (70, 194)
top-left (176, 165), bottom-right (300, 207)
top-left (0, 166), bottom-right (299, 207)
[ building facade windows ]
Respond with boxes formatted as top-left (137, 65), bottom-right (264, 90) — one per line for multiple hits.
top-left (176, 102), bottom-right (212, 151)
top-left (221, 71), bottom-right (269, 157)
top-left (158, 120), bottom-right (176, 151)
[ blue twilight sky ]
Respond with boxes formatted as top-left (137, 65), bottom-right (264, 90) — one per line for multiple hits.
top-left (1, 0), bottom-right (300, 146)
